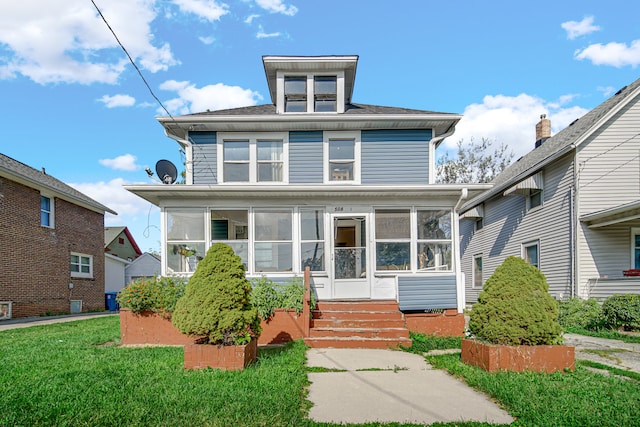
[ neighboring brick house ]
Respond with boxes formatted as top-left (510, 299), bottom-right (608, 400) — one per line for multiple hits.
top-left (0, 153), bottom-right (116, 319)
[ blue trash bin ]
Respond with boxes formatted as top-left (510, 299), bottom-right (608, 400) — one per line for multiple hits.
top-left (105, 292), bottom-right (120, 311)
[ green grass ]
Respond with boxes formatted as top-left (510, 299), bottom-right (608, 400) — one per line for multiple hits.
top-left (565, 326), bottom-right (640, 344)
top-left (2, 319), bottom-right (640, 427)
top-left (400, 332), bottom-right (462, 354)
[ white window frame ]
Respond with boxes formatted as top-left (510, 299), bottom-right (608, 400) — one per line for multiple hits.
top-left (299, 208), bottom-right (326, 273)
top-left (527, 189), bottom-right (543, 211)
top-left (253, 208), bottom-right (294, 273)
top-left (276, 71), bottom-right (345, 114)
top-left (217, 133), bottom-right (289, 184)
top-left (70, 252), bottom-right (93, 278)
top-left (522, 240), bottom-right (540, 269)
top-left (472, 254), bottom-right (483, 289)
top-left (631, 228), bottom-right (640, 269)
top-left (40, 193), bottom-right (54, 228)
top-left (323, 131), bottom-right (361, 184)
top-left (374, 208), bottom-right (412, 271)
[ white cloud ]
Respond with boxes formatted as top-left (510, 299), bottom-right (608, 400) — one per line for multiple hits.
top-left (598, 86), bottom-right (616, 97)
top-left (99, 94), bottom-right (136, 108)
top-left (561, 16), bottom-right (600, 40)
top-left (255, 0), bottom-right (297, 16)
top-left (159, 80), bottom-right (263, 114)
top-left (257, 25), bottom-right (281, 39)
top-left (245, 14), bottom-right (260, 24)
top-left (0, 0), bottom-right (178, 84)
top-left (171, 0), bottom-right (229, 22)
top-left (99, 154), bottom-right (140, 171)
top-left (444, 93), bottom-right (589, 159)
top-left (199, 36), bottom-right (216, 45)
top-left (575, 40), bottom-right (640, 67)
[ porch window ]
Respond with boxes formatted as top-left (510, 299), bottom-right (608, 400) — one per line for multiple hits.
top-left (523, 240), bottom-right (540, 269)
top-left (300, 209), bottom-right (325, 271)
top-left (70, 253), bottom-right (93, 278)
top-left (211, 209), bottom-right (249, 268)
top-left (166, 209), bottom-right (205, 273)
top-left (417, 209), bottom-right (452, 271)
top-left (375, 209), bottom-right (411, 271)
top-left (40, 195), bottom-right (53, 228)
top-left (254, 209), bottom-right (293, 272)
top-left (473, 255), bottom-right (483, 288)
top-left (328, 139), bottom-right (355, 182)
top-left (223, 140), bottom-right (250, 182)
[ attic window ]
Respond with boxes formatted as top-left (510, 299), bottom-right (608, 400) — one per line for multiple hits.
top-left (314, 76), bottom-right (337, 112)
top-left (119, 237), bottom-right (125, 245)
top-left (284, 77), bottom-right (306, 112)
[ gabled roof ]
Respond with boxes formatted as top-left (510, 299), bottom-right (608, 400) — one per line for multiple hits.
top-left (461, 76), bottom-right (640, 211)
top-left (104, 226), bottom-right (143, 256)
top-left (0, 153), bottom-right (116, 215)
top-left (158, 103), bottom-right (461, 143)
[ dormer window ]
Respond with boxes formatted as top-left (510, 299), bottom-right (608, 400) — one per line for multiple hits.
top-left (284, 76), bottom-right (306, 112)
top-left (314, 76), bottom-right (337, 112)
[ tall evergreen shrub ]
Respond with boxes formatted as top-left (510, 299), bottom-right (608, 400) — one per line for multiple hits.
top-left (172, 243), bottom-right (261, 345)
top-left (468, 256), bottom-right (562, 346)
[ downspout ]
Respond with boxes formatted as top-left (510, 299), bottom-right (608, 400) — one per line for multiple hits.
top-left (454, 188), bottom-right (469, 313)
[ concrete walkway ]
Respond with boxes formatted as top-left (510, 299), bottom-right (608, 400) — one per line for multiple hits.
top-left (564, 333), bottom-right (640, 374)
top-left (0, 312), bottom-right (116, 331)
top-left (306, 348), bottom-right (514, 425)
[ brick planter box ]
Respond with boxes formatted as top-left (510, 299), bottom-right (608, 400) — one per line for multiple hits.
top-left (258, 309), bottom-right (306, 345)
top-left (404, 309), bottom-right (465, 336)
top-left (184, 339), bottom-right (258, 370)
top-left (119, 309), bottom-right (193, 346)
top-left (461, 339), bottom-right (575, 373)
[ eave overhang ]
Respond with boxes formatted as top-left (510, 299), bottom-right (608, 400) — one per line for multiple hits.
top-left (124, 184), bottom-right (492, 208)
top-left (581, 200), bottom-right (640, 228)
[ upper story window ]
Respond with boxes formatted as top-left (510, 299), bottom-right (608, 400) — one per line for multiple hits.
top-left (282, 74), bottom-right (340, 113)
top-left (329, 139), bottom-right (355, 181)
top-left (473, 255), bottom-right (483, 289)
top-left (40, 195), bottom-right (53, 228)
top-left (284, 76), bottom-right (306, 112)
top-left (314, 76), bottom-right (337, 112)
top-left (219, 133), bottom-right (287, 183)
top-left (528, 189), bottom-right (543, 210)
top-left (70, 252), bottom-right (93, 278)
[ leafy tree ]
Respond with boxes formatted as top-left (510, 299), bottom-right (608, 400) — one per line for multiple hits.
top-left (437, 137), bottom-right (514, 183)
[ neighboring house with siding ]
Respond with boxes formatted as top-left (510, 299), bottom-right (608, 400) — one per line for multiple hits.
top-left (104, 226), bottom-right (142, 293)
top-left (460, 76), bottom-right (640, 303)
top-left (125, 55), bottom-right (490, 343)
top-left (125, 252), bottom-right (161, 285)
top-left (0, 153), bottom-right (116, 319)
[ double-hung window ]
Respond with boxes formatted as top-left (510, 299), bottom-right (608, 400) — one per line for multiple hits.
top-left (211, 209), bottom-right (249, 268)
top-left (634, 229), bottom-right (640, 269)
top-left (417, 209), bottom-right (452, 271)
top-left (40, 195), bottom-right (53, 227)
top-left (254, 209), bottom-right (293, 272)
top-left (314, 76), bottom-right (337, 112)
top-left (70, 253), bottom-right (93, 278)
top-left (284, 76), bottom-right (307, 112)
top-left (523, 241), bottom-right (540, 269)
top-left (375, 209), bottom-right (411, 270)
top-left (220, 134), bottom-right (287, 183)
top-left (528, 189), bottom-right (543, 210)
top-left (473, 255), bottom-right (483, 288)
top-left (326, 133), bottom-right (359, 182)
top-left (300, 209), bottom-right (325, 271)
top-left (165, 209), bottom-right (206, 273)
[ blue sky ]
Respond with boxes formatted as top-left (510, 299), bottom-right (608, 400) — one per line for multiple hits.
top-left (1, 0), bottom-right (639, 253)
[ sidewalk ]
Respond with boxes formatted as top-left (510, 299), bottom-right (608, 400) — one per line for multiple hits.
top-left (306, 348), bottom-right (514, 425)
top-left (564, 332), bottom-right (640, 374)
top-left (0, 311), bottom-right (117, 331)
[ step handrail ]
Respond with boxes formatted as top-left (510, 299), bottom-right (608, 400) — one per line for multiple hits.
top-left (303, 266), bottom-right (311, 338)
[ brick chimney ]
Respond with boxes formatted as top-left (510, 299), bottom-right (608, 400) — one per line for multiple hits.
top-left (535, 114), bottom-right (551, 148)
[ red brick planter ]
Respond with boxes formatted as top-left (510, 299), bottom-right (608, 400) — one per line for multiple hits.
top-left (404, 309), bottom-right (465, 336)
top-left (184, 339), bottom-right (258, 370)
top-left (119, 309), bottom-right (193, 346)
top-left (461, 339), bottom-right (575, 373)
top-left (258, 309), bottom-right (306, 345)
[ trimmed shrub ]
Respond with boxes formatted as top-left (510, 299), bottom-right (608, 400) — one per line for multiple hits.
top-left (468, 256), bottom-right (563, 346)
top-left (601, 294), bottom-right (640, 331)
top-left (250, 276), bottom-right (316, 320)
top-left (558, 297), bottom-right (603, 330)
top-left (172, 243), bottom-right (261, 345)
top-left (116, 276), bottom-right (186, 318)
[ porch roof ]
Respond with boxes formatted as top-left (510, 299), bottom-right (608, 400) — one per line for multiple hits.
top-left (124, 183), bottom-right (492, 208)
top-left (580, 199), bottom-right (640, 228)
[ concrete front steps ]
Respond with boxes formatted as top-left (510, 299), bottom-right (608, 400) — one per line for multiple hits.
top-left (304, 300), bottom-right (411, 349)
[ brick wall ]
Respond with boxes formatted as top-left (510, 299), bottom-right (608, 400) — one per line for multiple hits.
top-left (0, 177), bottom-right (106, 318)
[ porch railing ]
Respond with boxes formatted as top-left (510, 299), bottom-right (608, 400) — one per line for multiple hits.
top-left (586, 276), bottom-right (640, 299)
top-left (303, 266), bottom-right (311, 338)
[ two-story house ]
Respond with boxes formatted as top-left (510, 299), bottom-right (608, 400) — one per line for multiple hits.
top-left (0, 153), bottom-right (116, 319)
top-left (104, 226), bottom-right (143, 294)
top-left (460, 75), bottom-right (640, 303)
top-left (125, 55), bottom-right (490, 342)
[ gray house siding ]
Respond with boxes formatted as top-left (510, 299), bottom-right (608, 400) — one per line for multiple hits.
top-left (398, 275), bottom-right (457, 310)
top-left (289, 131), bottom-right (323, 184)
top-left (189, 131), bottom-right (217, 184)
top-left (461, 153), bottom-right (574, 303)
top-left (361, 130), bottom-right (432, 184)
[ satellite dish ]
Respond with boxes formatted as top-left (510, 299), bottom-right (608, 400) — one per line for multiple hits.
top-left (155, 160), bottom-right (177, 184)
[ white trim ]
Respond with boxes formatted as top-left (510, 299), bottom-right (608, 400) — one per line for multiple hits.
top-left (276, 70), bottom-right (345, 114)
top-left (521, 240), bottom-right (540, 269)
top-left (39, 193), bottom-right (54, 228)
top-left (472, 254), bottom-right (483, 289)
top-left (631, 228), bottom-right (640, 269)
top-left (217, 132), bottom-right (289, 184)
top-left (0, 301), bottom-right (12, 320)
top-left (71, 252), bottom-right (93, 279)
top-left (323, 131), bottom-right (361, 184)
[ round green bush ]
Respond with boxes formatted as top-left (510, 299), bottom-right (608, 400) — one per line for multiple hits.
top-left (468, 256), bottom-right (563, 346)
top-left (601, 294), bottom-right (640, 331)
top-left (117, 276), bottom-right (186, 318)
top-left (558, 297), bottom-right (603, 330)
top-left (172, 243), bottom-right (261, 345)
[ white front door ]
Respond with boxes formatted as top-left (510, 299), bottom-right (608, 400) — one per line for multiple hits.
top-left (331, 215), bottom-right (370, 299)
